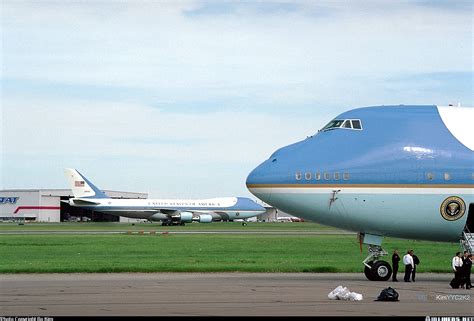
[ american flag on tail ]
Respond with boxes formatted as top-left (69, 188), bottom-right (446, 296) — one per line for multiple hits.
top-left (75, 181), bottom-right (85, 187)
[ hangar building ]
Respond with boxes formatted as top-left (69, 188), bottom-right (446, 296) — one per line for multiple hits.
top-left (0, 189), bottom-right (147, 222)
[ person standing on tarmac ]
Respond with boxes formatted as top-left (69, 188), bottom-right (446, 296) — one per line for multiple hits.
top-left (461, 252), bottom-right (472, 289)
top-left (392, 249), bottom-right (400, 282)
top-left (403, 250), bottom-right (414, 282)
top-left (411, 251), bottom-right (420, 282)
top-left (451, 251), bottom-right (464, 289)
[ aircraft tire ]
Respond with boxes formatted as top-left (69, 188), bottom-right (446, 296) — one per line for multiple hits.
top-left (371, 260), bottom-right (392, 281)
top-left (242, 222), bottom-right (248, 226)
top-left (364, 263), bottom-right (377, 281)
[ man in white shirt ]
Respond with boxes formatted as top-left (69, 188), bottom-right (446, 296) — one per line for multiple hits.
top-left (450, 252), bottom-right (464, 289)
top-left (403, 250), bottom-right (414, 282)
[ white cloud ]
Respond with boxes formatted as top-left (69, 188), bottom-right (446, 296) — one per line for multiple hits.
top-left (3, 1), bottom-right (471, 101)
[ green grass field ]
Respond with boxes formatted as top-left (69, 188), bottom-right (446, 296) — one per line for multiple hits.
top-left (0, 221), bottom-right (335, 231)
top-left (0, 222), bottom-right (460, 273)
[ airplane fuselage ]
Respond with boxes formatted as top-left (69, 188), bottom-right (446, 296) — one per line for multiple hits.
top-left (69, 196), bottom-right (264, 221)
top-left (64, 168), bottom-right (266, 224)
top-left (247, 105), bottom-right (474, 242)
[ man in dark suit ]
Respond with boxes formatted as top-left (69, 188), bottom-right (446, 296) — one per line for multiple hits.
top-left (392, 249), bottom-right (400, 282)
top-left (411, 252), bottom-right (420, 282)
top-left (461, 251), bottom-right (472, 289)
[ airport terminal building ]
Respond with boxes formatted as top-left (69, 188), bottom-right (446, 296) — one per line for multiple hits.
top-left (0, 189), bottom-right (148, 222)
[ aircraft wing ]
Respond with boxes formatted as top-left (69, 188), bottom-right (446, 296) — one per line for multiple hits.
top-left (191, 211), bottom-right (228, 221)
top-left (148, 209), bottom-right (236, 223)
top-left (147, 208), bottom-right (214, 224)
top-left (155, 209), bottom-right (220, 219)
top-left (158, 209), bottom-right (180, 215)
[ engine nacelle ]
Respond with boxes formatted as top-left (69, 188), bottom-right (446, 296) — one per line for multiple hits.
top-left (193, 214), bottom-right (213, 223)
top-left (149, 213), bottom-right (168, 222)
top-left (172, 211), bottom-right (193, 223)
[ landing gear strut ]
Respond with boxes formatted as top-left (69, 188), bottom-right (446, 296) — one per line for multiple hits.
top-left (363, 245), bottom-right (392, 281)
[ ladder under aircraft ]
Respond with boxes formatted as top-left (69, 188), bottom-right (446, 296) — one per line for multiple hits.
top-left (461, 227), bottom-right (473, 253)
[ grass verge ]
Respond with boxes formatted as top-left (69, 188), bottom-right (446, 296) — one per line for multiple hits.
top-left (0, 233), bottom-right (459, 273)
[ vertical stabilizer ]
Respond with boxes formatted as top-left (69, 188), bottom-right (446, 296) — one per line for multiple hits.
top-left (64, 168), bottom-right (109, 199)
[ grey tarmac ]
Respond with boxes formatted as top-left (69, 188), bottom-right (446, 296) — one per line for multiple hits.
top-left (1, 273), bottom-right (472, 317)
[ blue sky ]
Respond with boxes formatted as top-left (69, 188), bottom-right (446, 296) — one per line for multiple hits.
top-left (1, 0), bottom-right (472, 199)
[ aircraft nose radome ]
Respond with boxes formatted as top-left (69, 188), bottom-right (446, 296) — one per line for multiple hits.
top-left (246, 161), bottom-right (270, 186)
top-left (254, 202), bottom-right (266, 212)
top-left (246, 160), bottom-right (275, 206)
top-left (237, 197), bottom-right (265, 211)
top-left (246, 168), bottom-right (257, 186)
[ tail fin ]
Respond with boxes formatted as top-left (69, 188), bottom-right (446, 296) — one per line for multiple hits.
top-left (64, 168), bottom-right (109, 199)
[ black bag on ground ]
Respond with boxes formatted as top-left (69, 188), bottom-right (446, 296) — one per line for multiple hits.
top-left (375, 287), bottom-right (399, 301)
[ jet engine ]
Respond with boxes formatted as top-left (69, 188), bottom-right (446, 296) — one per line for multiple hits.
top-left (171, 211), bottom-right (193, 223)
top-left (149, 211), bottom-right (194, 223)
top-left (149, 213), bottom-right (168, 221)
top-left (193, 214), bottom-right (213, 223)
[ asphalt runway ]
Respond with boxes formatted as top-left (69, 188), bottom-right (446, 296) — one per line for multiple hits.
top-left (1, 273), bottom-right (472, 317)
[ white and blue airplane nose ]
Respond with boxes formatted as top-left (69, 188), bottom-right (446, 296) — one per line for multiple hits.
top-left (230, 197), bottom-right (266, 219)
top-left (246, 156), bottom-right (283, 204)
top-left (246, 160), bottom-right (271, 185)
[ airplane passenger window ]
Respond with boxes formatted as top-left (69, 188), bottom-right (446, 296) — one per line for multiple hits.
top-left (426, 172), bottom-right (434, 181)
top-left (305, 172), bottom-right (312, 180)
top-left (334, 172), bottom-right (340, 180)
top-left (351, 120), bottom-right (362, 129)
top-left (316, 172), bottom-right (321, 180)
top-left (444, 173), bottom-right (451, 181)
top-left (324, 172), bottom-right (330, 180)
top-left (295, 172), bottom-right (302, 180)
top-left (343, 172), bottom-right (350, 180)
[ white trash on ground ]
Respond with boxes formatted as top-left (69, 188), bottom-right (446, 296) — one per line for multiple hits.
top-left (328, 285), bottom-right (363, 301)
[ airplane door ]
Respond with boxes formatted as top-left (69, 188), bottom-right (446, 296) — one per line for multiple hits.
top-left (466, 203), bottom-right (474, 231)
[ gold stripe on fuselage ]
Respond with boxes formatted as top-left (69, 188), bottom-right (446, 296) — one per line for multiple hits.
top-left (246, 184), bottom-right (474, 189)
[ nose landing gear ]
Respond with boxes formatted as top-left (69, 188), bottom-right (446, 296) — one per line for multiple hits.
top-left (363, 245), bottom-right (392, 281)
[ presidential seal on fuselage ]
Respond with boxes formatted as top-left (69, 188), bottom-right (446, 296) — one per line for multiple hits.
top-left (440, 196), bottom-right (466, 221)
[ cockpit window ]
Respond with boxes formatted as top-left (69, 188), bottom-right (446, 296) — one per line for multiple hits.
top-left (351, 120), bottom-right (362, 129)
top-left (342, 120), bottom-right (352, 128)
top-left (321, 119), bottom-right (345, 131)
top-left (320, 119), bottom-right (363, 132)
